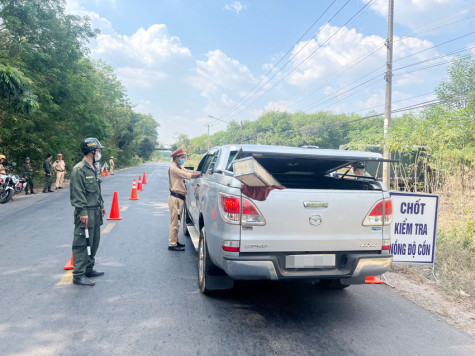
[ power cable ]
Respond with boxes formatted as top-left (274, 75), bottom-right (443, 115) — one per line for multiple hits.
top-left (227, 0), bottom-right (375, 121)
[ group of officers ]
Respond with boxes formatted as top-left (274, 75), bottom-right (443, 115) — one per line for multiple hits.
top-left (0, 152), bottom-right (115, 194)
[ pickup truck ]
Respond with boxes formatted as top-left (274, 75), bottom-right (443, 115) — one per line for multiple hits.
top-left (183, 145), bottom-right (393, 294)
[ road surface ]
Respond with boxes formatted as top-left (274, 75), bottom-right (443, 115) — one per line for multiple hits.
top-left (1, 162), bottom-right (474, 355)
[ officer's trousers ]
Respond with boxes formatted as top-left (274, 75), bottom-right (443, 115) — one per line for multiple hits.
top-left (55, 171), bottom-right (65, 188)
top-left (72, 208), bottom-right (102, 277)
top-left (25, 177), bottom-right (33, 194)
top-left (168, 195), bottom-right (184, 247)
top-left (43, 175), bottom-right (52, 192)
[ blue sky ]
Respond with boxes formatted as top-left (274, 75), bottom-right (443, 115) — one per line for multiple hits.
top-left (66, 0), bottom-right (475, 144)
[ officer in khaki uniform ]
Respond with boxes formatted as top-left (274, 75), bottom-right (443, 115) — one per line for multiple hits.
top-left (70, 138), bottom-right (106, 286)
top-left (52, 153), bottom-right (66, 189)
top-left (168, 148), bottom-right (201, 251)
top-left (109, 156), bottom-right (115, 175)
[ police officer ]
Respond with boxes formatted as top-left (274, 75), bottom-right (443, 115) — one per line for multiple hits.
top-left (109, 156), bottom-right (115, 175)
top-left (43, 153), bottom-right (54, 193)
top-left (22, 157), bottom-right (35, 195)
top-left (52, 153), bottom-right (66, 189)
top-left (70, 138), bottom-right (106, 286)
top-left (351, 162), bottom-right (371, 177)
top-left (168, 148), bottom-right (201, 251)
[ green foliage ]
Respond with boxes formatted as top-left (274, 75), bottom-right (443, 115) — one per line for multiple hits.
top-left (0, 0), bottom-right (159, 173)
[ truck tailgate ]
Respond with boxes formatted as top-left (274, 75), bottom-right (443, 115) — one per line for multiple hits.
top-left (240, 189), bottom-right (384, 253)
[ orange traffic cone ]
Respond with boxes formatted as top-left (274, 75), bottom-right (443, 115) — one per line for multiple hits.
top-left (64, 253), bottom-right (74, 270)
top-left (137, 176), bottom-right (143, 191)
top-left (365, 276), bottom-right (383, 284)
top-left (129, 179), bottom-right (139, 200)
top-left (100, 168), bottom-right (105, 177)
top-left (142, 172), bottom-right (147, 184)
top-left (105, 167), bottom-right (109, 176)
top-left (107, 191), bottom-right (122, 220)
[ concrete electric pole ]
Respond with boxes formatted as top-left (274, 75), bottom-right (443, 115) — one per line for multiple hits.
top-left (382, 0), bottom-right (394, 188)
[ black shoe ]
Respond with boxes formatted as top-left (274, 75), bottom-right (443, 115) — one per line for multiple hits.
top-left (73, 276), bottom-right (95, 286)
top-left (48, 190), bottom-right (54, 192)
top-left (85, 270), bottom-right (104, 278)
top-left (31, 192), bottom-right (36, 194)
top-left (168, 245), bottom-right (185, 251)
top-left (42, 190), bottom-right (47, 193)
top-left (176, 241), bottom-right (185, 248)
top-left (25, 192), bottom-right (30, 195)
top-left (58, 187), bottom-right (63, 189)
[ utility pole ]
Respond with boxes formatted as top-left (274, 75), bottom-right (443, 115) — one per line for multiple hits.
top-left (240, 121), bottom-right (243, 144)
top-left (207, 122), bottom-right (210, 150)
top-left (382, 0), bottom-right (394, 188)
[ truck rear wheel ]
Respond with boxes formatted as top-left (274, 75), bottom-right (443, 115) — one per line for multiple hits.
top-left (320, 279), bottom-right (349, 289)
top-left (198, 227), bottom-right (233, 294)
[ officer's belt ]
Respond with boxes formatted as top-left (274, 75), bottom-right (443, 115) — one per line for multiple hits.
top-left (170, 190), bottom-right (186, 201)
top-left (86, 205), bottom-right (101, 210)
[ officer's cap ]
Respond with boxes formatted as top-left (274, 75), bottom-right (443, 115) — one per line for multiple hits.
top-left (171, 148), bottom-right (185, 158)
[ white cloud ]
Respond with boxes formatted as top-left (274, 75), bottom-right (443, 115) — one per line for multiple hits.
top-left (224, 1), bottom-right (247, 15)
top-left (93, 25), bottom-right (191, 66)
top-left (287, 25), bottom-right (438, 90)
top-left (190, 49), bottom-right (257, 115)
top-left (264, 100), bottom-right (293, 112)
top-left (367, 0), bottom-right (473, 33)
top-left (115, 67), bottom-right (168, 88)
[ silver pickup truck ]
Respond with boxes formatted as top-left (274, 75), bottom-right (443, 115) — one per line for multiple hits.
top-left (183, 145), bottom-right (393, 294)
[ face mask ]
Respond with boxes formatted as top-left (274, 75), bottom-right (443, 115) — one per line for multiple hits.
top-left (95, 152), bottom-right (102, 161)
top-left (178, 158), bottom-right (185, 166)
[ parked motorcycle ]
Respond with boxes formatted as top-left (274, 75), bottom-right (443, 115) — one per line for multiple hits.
top-left (0, 162), bottom-right (27, 204)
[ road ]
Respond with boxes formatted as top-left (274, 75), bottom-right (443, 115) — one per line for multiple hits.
top-left (1, 162), bottom-right (474, 356)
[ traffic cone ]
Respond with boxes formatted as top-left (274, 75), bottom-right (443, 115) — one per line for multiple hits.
top-left (107, 191), bottom-right (122, 220)
top-left (100, 168), bottom-right (105, 177)
top-left (129, 179), bottom-right (139, 200)
top-left (137, 176), bottom-right (143, 191)
top-left (64, 253), bottom-right (74, 270)
top-left (105, 168), bottom-right (109, 176)
top-left (365, 276), bottom-right (383, 284)
top-left (142, 172), bottom-right (147, 184)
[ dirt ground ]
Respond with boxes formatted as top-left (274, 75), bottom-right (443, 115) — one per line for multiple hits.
top-left (385, 268), bottom-right (475, 337)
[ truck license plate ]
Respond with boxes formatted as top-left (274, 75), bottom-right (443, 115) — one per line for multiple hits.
top-left (285, 254), bottom-right (335, 268)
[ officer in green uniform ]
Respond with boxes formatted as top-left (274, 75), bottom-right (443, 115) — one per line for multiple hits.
top-left (43, 153), bottom-right (54, 193)
top-left (70, 138), bottom-right (106, 286)
top-left (22, 157), bottom-right (35, 195)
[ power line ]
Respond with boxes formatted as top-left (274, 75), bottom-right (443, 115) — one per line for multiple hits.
top-left (217, 0), bottom-right (338, 119)
top-left (227, 0), bottom-right (376, 121)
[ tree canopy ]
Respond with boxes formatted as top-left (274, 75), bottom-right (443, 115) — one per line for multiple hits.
top-left (0, 0), bottom-right (158, 171)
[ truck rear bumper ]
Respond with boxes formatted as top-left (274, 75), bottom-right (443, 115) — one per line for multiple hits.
top-left (222, 254), bottom-right (392, 284)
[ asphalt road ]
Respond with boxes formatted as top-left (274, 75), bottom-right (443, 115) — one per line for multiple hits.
top-left (1, 162), bottom-right (474, 356)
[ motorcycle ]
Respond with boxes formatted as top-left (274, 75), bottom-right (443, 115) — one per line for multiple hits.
top-left (0, 162), bottom-right (27, 204)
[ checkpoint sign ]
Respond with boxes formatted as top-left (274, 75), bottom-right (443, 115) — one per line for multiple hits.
top-left (389, 192), bottom-right (439, 264)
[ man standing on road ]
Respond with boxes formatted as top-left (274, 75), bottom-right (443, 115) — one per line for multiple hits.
top-left (168, 148), bottom-right (201, 251)
top-left (70, 138), bottom-right (106, 286)
top-left (109, 156), bottom-right (115, 175)
top-left (52, 153), bottom-right (66, 189)
top-left (43, 154), bottom-right (54, 193)
top-left (22, 157), bottom-right (35, 195)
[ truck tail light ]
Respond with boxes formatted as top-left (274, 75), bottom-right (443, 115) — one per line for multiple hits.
top-left (382, 239), bottom-right (391, 250)
top-left (223, 240), bottom-right (240, 252)
top-left (363, 199), bottom-right (392, 226)
top-left (219, 193), bottom-right (266, 225)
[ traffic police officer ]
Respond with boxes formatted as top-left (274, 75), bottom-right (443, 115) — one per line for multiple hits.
top-left (70, 138), bottom-right (106, 286)
top-left (109, 156), bottom-right (115, 175)
top-left (168, 148), bottom-right (201, 251)
top-left (52, 153), bottom-right (66, 189)
top-left (22, 157), bottom-right (35, 195)
top-left (43, 153), bottom-right (54, 193)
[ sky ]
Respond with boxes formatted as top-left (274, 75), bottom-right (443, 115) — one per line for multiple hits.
top-left (65, 0), bottom-right (475, 145)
